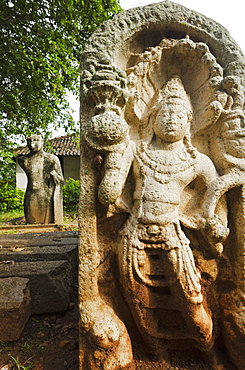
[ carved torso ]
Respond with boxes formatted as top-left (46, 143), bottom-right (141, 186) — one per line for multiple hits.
top-left (132, 142), bottom-right (197, 225)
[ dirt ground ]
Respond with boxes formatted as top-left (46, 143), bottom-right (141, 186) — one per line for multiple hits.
top-left (0, 294), bottom-right (236, 370)
top-left (0, 223), bottom-right (79, 370)
top-left (0, 291), bottom-right (79, 370)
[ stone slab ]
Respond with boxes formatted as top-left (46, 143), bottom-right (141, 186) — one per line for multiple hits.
top-left (0, 244), bottom-right (78, 272)
top-left (0, 231), bottom-right (78, 282)
top-left (0, 231), bottom-right (78, 247)
top-left (0, 260), bottom-right (72, 314)
top-left (0, 277), bottom-right (31, 341)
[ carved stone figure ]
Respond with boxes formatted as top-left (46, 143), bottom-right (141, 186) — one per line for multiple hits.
top-left (79, 2), bottom-right (245, 369)
top-left (97, 76), bottom-right (229, 355)
top-left (18, 135), bottom-right (64, 224)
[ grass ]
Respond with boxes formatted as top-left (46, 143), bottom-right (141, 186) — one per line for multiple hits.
top-left (9, 354), bottom-right (34, 370)
top-left (22, 340), bottom-right (33, 354)
top-left (0, 209), bottom-right (24, 223)
top-left (0, 338), bottom-right (44, 369)
top-left (0, 211), bottom-right (77, 224)
top-left (0, 210), bottom-right (78, 234)
top-left (0, 340), bottom-right (9, 353)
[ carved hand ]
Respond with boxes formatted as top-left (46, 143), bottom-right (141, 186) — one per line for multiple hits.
top-left (50, 170), bottom-right (63, 185)
top-left (201, 215), bottom-right (229, 257)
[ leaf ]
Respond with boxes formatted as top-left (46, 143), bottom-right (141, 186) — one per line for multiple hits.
top-left (1, 260), bottom-right (14, 264)
top-left (32, 357), bottom-right (44, 370)
top-left (11, 247), bottom-right (25, 251)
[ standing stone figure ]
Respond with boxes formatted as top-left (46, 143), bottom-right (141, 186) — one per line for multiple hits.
top-left (79, 2), bottom-right (245, 369)
top-left (18, 135), bottom-right (64, 224)
top-left (98, 76), bottom-right (228, 354)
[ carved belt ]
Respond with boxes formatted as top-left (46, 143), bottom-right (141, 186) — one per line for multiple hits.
top-left (134, 222), bottom-right (188, 249)
top-left (133, 191), bottom-right (180, 204)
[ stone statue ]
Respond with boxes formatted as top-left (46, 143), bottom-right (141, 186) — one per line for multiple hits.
top-left (18, 134), bottom-right (64, 224)
top-left (98, 76), bottom-right (229, 355)
top-left (79, 2), bottom-right (245, 369)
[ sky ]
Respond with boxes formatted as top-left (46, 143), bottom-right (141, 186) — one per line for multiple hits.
top-left (65, 0), bottom-right (244, 135)
top-left (120, 0), bottom-right (245, 53)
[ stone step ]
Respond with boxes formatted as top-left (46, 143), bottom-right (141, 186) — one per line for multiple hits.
top-left (0, 277), bottom-right (31, 341)
top-left (0, 260), bottom-right (73, 314)
top-left (0, 230), bottom-right (78, 247)
top-left (0, 244), bottom-right (78, 273)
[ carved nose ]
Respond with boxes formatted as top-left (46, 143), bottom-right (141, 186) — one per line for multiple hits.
top-left (147, 225), bottom-right (160, 235)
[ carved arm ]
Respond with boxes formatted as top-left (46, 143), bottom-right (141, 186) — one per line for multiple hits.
top-left (98, 141), bottom-right (135, 206)
top-left (196, 153), bottom-right (230, 255)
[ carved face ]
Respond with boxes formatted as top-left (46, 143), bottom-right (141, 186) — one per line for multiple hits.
top-left (27, 135), bottom-right (43, 153)
top-left (127, 72), bottom-right (137, 88)
top-left (153, 100), bottom-right (189, 142)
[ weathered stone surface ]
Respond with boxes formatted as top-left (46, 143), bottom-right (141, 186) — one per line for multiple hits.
top-left (18, 134), bottom-right (64, 224)
top-left (0, 232), bottom-right (78, 316)
top-left (0, 244), bottom-right (77, 263)
top-left (0, 230), bottom-right (78, 247)
top-left (220, 290), bottom-right (245, 370)
top-left (79, 1), bottom-right (245, 369)
top-left (0, 231), bottom-right (78, 277)
top-left (0, 260), bottom-right (72, 314)
top-left (0, 277), bottom-right (31, 341)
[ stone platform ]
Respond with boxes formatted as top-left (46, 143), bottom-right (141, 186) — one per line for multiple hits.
top-left (0, 230), bottom-right (78, 340)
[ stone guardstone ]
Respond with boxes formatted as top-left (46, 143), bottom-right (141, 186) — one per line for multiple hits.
top-left (0, 260), bottom-right (72, 314)
top-left (0, 244), bottom-right (78, 280)
top-left (0, 277), bottom-right (31, 341)
top-left (79, 1), bottom-right (245, 369)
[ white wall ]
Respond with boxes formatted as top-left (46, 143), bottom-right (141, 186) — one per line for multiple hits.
top-left (16, 162), bottom-right (27, 190)
top-left (63, 156), bottom-right (80, 182)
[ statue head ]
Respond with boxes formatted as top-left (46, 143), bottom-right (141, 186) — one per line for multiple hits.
top-left (26, 135), bottom-right (43, 153)
top-left (151, 75), bottom-right (192, 143)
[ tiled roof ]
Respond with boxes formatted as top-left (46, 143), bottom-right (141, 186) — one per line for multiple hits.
top-left (15, 134), bottom-right (80, 157)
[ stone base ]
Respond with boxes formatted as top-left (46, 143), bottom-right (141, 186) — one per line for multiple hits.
top-left (0, 244), bottom-right (78, 280)
top-left (0, 260), bottom-right (73, 314)
top-left (0, 231), bottom-right (77, 314)
top-left (0, 277), bottom-right (31, 341)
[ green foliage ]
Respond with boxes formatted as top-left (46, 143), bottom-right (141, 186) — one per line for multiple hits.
top-left (0, 179), bottom-right (25, 212)
top-left (63, 177), bottom-right (80, 213)
top-left (0, 0), bottom-right (122, 147)
top-left (0, 147), bottom-right (16, 181)
top-left (9, 355), bottom-right (34, 370)
top-left (0, 209), bottom-right (24, 223)
top-left (0, 340), bottom-right (8, 353)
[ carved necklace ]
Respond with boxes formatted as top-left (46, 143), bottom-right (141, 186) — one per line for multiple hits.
top-left (136, 142), bottom-right (195, 175)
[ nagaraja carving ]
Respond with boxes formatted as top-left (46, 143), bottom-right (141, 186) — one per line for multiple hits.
top-left (79, 2), bottom-right (245, 369)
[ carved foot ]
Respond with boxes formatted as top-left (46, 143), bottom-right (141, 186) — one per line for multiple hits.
top-left (80, 299), bottom-right (135, 370)
top-left (187, 304), bottom-right (214, 350)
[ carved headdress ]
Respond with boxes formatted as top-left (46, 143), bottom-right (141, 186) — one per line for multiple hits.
top-left (153, 75), bottom-right (193, 119)
top-left (142, 75), bottom-right (193, 142)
